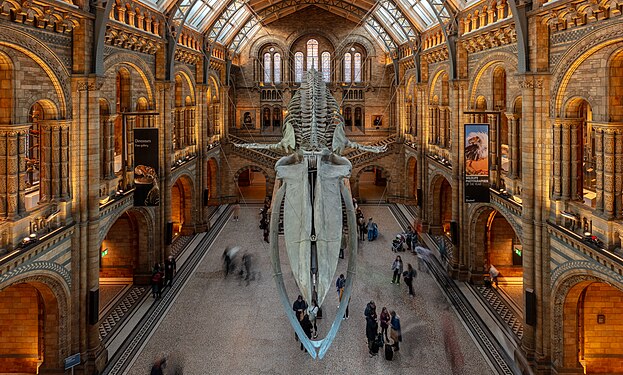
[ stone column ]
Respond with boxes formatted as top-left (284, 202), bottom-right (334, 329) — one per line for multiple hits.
top-left (595, 127), bottom-right (604, 212)
top-left (570, 120), bottom-right (580, 201)
top-left (440, 107), bottom-right (448, 147)
top-left (552, 120), bottom-right (562, 200)
top-left (560, 121), bottom-right (571, 200)
top-left (616, 131), bottom-right (623, 218)
top-left (59, 121), bottom-right (71, 200)
top-left (0, 127), bottom-right (28, 218)
top-left (506, 113), bottom-right (518, 178)
top-left (603, 128), bottom-right (616, 218)
top-left (488, 114), bottom-right (499, 187)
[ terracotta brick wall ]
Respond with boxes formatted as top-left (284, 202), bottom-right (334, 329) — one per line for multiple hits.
top-left (0, 284), bottom-right (40, 373)
top-left (583, 283), bottom-right (623, 374)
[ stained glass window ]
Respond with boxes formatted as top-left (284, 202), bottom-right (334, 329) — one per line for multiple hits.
top-left (344, 53), bottom-right (352, 83)
top-left (274, 53), bottom-right (281, 84)
top-left (306, 39), bottom-right (318, 70)
top-left (321, 52), bottom-right (331, 82)
top-left (263, 53), bottom-right (271, 83)
top-left (295, 52), bottom-right (304, 83)
top-left (354, 53), bottom-right (362, 83)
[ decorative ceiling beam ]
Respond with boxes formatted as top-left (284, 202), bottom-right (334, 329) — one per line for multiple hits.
top-left (507, 0), bottom-right (531, 73)
top-left (424, 0), bottom-right (458, 79)
top-left (92, 0), bottom-right (117, 75)
top-left (165, 0), bottom-right (201, 80)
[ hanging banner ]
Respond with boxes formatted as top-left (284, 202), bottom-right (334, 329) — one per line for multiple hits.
top-left (133, 128), bottom-right (160, 206)
top-left (464, 123), bottom-right (490, 203)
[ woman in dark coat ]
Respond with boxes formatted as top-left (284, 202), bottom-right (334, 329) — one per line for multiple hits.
top-left (300, 313), bottom-right (314, 352)
top-left (366, 315), bottom-right (379, 356)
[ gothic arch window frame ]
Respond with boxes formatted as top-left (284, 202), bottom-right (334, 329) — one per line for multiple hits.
top-left (306, 39), bottom-right (319, 71)
top-left (294, 51), bottom-right (304, 83)
top-left (260, 46), bottom-right (284, 85)
top-left (321, 51), bottom-right (331, 83)
top-left (342, 45), bottom-right (366, 84)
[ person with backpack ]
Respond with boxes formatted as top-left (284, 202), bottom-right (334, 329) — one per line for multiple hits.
top-left (367, 218), bottom-right (375, 241)
top-left (403, 263), bottom-right (416, 297)
top-left (390, 310), bottom-right (402, 351)
top-left (336, 274), bottom-right (345, 302)
top-left (364, 300), bottom-right (377, 320)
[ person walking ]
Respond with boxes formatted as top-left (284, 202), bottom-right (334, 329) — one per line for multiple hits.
top-left (404, 263), bottom-right (417, 297)
top-left (489, 264), bottom-right (500, 287)
top-left (390, 310), bottom-right (402, 351)
top-left (380, 306), bottom-right (391, 342)
top-left (164, 255), bottom-right (177, 287)
top-left (222, 249), bottom-right (232, 277)
top-left (339, 230), bottom-right (347, 259)
top-left (308, 299), bottom-right (319, 338)
top-left (151, 264), bottom-right (162, 299)
top-left (336, 274), bottom-right (345, 303)
top-left (262, 219), bottom-right (270, 243)
top-left (366, 313), bottom-right (379, 356)
top-left (391, 256), bottom-right (403, 284)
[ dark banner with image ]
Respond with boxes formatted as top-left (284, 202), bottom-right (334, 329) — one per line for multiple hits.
top-left (464, 123), bottom-right (490, 203)
top-left (134, 128), bottom-right (160, 206)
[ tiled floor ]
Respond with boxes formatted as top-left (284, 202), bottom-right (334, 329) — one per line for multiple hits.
top-left (127, 205), bottom-right (494, 374)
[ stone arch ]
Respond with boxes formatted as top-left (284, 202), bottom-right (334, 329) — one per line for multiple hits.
top-left (608, 48), bottom-right (623, 122)
top-left (551, 269), bottom-right (623, 371)
top-left (551, 24), bottom-right (623, 117)
top-left (467, 51), bottom-right (517, 107)
top-left (0, 271), bottom-right (71, 371)
top-left (0, 51), bottom-right (13, 125)
top-left (234, 165), bottom-right (271, 203)
top-left (248, 35), bottom-right (288, 59)
top-left (406, 156), bottom-right (418, 201)
top-left (103, 52), bottom-right (155, 106)
top-left (429, 67), bottom-right (450, 102)
top-left (206, 157), bottom-right (220, 204)
top-left (354, 165), bottom-right (391, 201)
top-left (99, 207), bottom-right (155, 282)
top-left (335, 33), bottom-right (378, 57)
top-left (467, 203), bottom-right (522, 278)
top-left (285, 28), bottom-right (340, 54)
top-left (563, 96), bottom-right (594, 118)
top-left (171, 174), bottom-right (195, 236)
top-left (135, 96), bottom-right (149, 111)
top-left (428, 173), bottom-right (452, 234)
top-left (174, 64), bottom-right (196, 101)
top-left (0, 25), bottom-right (70, 118)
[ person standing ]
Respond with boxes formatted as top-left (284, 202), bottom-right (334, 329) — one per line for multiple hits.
top-left (358, 216), bottom-right (366, 241)
top-left (164, 255), bottom-right (177, 287)
top-left (339, 230), bottom-right (348, 259)
top-left (390, 310), bottom-right (402, 351)
top-left (336, 274), bottom-right (345, 302)
top-left (299, 313), bottom-right (313, 352)
top-left (232, 201), bottom-right (241, 222)
top-left (404, 263), bottom-right (416, 297)
top-left (151, 264), bottom-right (161, 299)
top-left (366, 313), bottom-right (379, 356)
top-left (292, 295), bottom-right (308, 341)
top-left (489, 265), bottom-right (500, 287)
top-left (308, 299), bottom-right (319, 338)
top-left (262, 219), bottom-right (270, 243)
top-left (380, 307), bottom-right (391, 342)
top-left (391, 256), bottom-right (403, 284)
top-left (367, 218), bottom-right (375, 241)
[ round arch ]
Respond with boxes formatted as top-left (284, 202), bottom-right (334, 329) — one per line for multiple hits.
top-left (171, 174), bottom-right (195, 236)
top-left (206, 157), bottom-right (220, 204)
top-left (0, 272), bottom-right (70, 372)
top-left (174, 67), bottom-right (196, 103)
top-left (467, 51), bottom-right (518, 107)
top-left (234, 165), bottom-right (270, 203)
top-left (103, 53), bottom-right (156, 106)
top-left (428, 173), bottom-right (452, 235)
top-left (428, 65), bottom-right (450, 102)
top-left (354, 165), bottom-right (390, 202)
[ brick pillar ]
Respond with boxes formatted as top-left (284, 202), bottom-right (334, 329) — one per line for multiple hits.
top-left (0, 127), bottom-right (28, 218)
top-left (157, 81), bottom-right (174, 258)
top-left (595, 127), bottom-right (604, 212)
top-left (506, 113), bottom-right (518, 179)
top-left (616, 131), bottom-right (623, 218)
top-left (603, 128), bottom-right (616, 218)
top-left (552, 119), bottom-right (562, 200)
top-left (59, 121), bottom-right (71, 200)
top-left (488, 114), bottom-right (499, 187)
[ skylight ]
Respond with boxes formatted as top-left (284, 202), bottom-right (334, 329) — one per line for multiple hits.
top-left (398, 0), bottom-right (450, 30)
top-left (374, 0), bottom-right (417, 43)
top-left (364, 17), bottom-right (398, 52)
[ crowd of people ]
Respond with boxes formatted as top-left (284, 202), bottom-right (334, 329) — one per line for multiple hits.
top-left (365, 300), bottom-right (402, 358)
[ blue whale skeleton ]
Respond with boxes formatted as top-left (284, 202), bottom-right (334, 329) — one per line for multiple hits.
top-left (236, 69), bottom-right (386, 358)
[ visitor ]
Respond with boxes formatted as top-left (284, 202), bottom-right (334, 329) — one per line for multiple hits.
top-left (293, 295), bottom-right (308, 318)
top-left (336, 274), bottom-right (345, 302)
top-left (222, 248), bottom-right (232, 277)
top-left (366, 312), bottom-right (379, 356)
top-left (232, 201), bottom-right (241, 222)
top-left (367, 218), bottom-right (375, 241)
top-left (150, 356), bottom-right (166, 375)
top-left (164, 255), bottom-right (176, 287)
top-left (404, 263), bottom-right (416, 297)
top-left (339, 230), bottom-right (347, 259)
top-left (489, 265), bottom-right (500, 287)
top-left (390, 310), bottom-right (402, 351)
top-left (262, 220), bottom-right (270, 243)
top-left (364, 300), bottom-right (377, 320)
top-left (151, 264), bottom-right (162, 299)
top-left (358, 215), bottom-right (366, 241)
top-left (241, 252), bottom-right (253, 284)
top-left (415, 246), bottom-right (431, 273)
top-left (299, 313), bottom-right (313, 352)
top-left (391, 256), bottom-right (403, 284)
top-left (380, 306), bottom-right (391, 342)
top-left (308, 299), bottom-right (319, 338)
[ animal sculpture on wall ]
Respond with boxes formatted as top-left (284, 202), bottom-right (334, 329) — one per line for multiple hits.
top-left (236, 69), bottom-right (386, 358)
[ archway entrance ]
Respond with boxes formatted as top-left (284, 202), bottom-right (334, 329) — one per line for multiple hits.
top-left (561, 281), bottom-right (623, 374)
top-left (431, 176), bottom-right (452, 236)
top-left (172, 177), bottom-right (194, 237)
top-left (357, 167), bottom-right (388, 203)
top-left (237, 169), bottom-right (267, 203)
top-left (0, 282), bottom-right (61, 372)
top-left (99, 210), bottom-right (150, 313)
top-left (473, 208), bottom-right (523, 307)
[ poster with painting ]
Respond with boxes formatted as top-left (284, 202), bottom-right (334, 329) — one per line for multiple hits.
top-left (464, 123), bottom-right (490, 203)
top-left (240, 110), bottom-right (255, 129)
top-left (373, 115), bottom-right (383, 128)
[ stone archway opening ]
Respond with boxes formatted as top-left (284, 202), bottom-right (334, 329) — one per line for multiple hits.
top-left (431, 176), bottom-right (452, 236)
top-left (357, 166), bottom-right (388, 203)
top-left (0, 282), bottom-right (61, 373)
top-left (561, 281), bottom-right (623, 374)
top-left (474, 207), bottom-right (523, 306)
top-left (237, 168), bottom-right (267, 203)
top-left (171, 176), bottom-right (194, 237)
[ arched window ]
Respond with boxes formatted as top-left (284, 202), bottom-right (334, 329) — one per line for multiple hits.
top-left (307, 39), bottom-right (318, 70)
top-left (321, 52), bottom-right (331, 82)
top-left (295, 52), bottom-right (304, 83)
top-left (344, 53), bottom-right (352, 83)
top-left (354, 53), bottom-right (362, 83)
top-left (274, 53), bottom-right (281, 84)
top-left (263, 52), bottom-right (272, 83)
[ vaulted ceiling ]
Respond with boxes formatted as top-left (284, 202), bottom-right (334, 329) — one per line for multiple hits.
top-left (144, 0), bottom-right (464, 52)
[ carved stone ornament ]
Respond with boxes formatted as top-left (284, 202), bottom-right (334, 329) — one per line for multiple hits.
top-left (235, 69), bottom-right (387, 358)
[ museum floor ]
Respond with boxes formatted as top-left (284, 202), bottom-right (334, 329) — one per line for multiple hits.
top-left (113, 205), bottom-right (499, 374)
